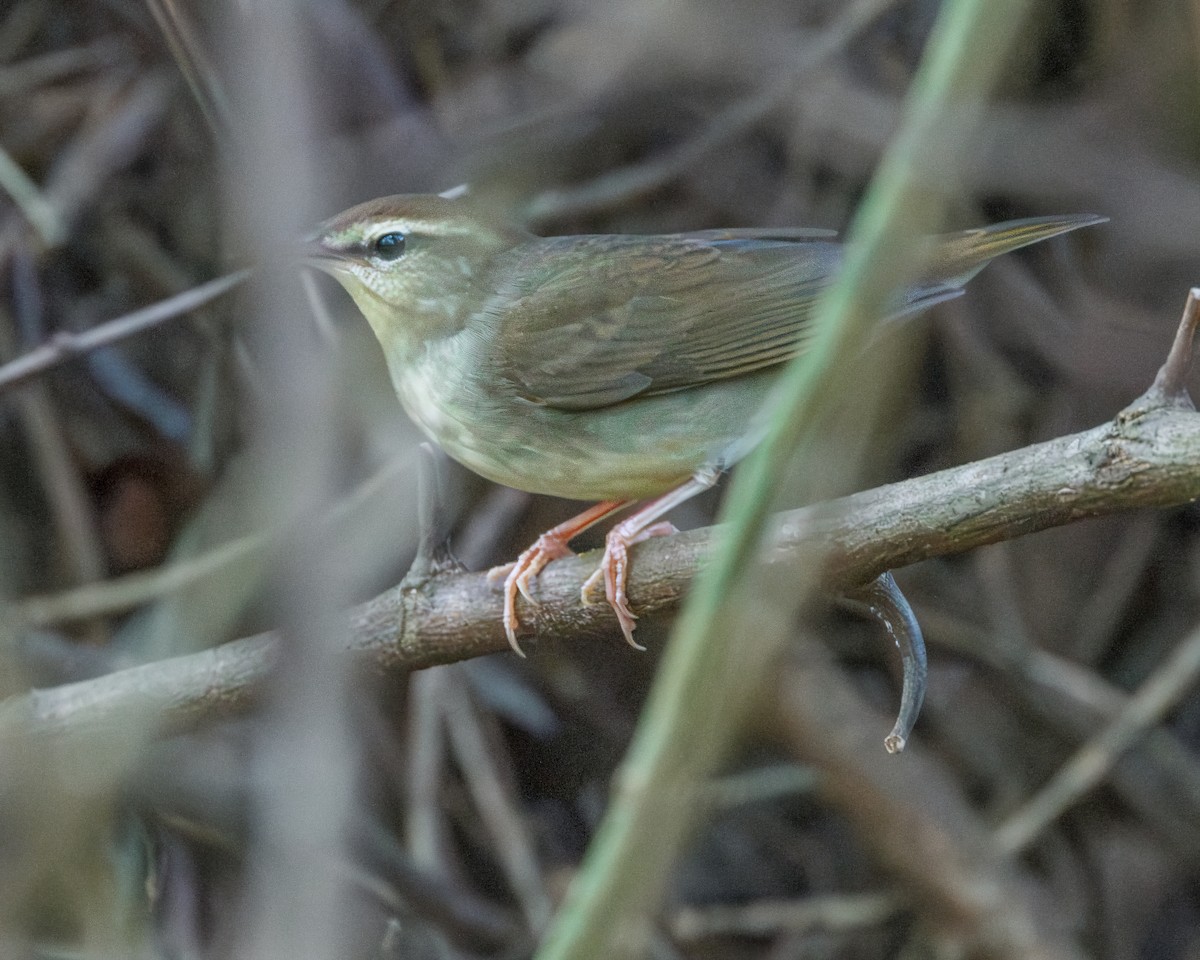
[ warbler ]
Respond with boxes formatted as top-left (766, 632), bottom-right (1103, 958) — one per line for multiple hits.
top-left (306, 195), bottom-right (1102, 654)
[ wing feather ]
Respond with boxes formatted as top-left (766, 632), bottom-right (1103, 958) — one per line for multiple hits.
top-left (479, 231), bottom-right (840, 411)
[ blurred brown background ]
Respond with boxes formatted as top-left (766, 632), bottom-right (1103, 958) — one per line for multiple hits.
top-left (1, 1), bottom-right (1199, 958)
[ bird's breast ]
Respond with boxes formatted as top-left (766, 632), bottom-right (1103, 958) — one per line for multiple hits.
top-left (385, 338), bottom-right (777, 500)
top-left (389, 345), bottom-right (480, 453)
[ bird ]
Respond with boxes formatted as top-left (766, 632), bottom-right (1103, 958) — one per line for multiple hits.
top-left (304, 194), bottom-right (1103, 654)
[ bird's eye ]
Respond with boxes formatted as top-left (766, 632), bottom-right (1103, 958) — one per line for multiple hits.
top-left (373, 232), bottom-right (407, 261)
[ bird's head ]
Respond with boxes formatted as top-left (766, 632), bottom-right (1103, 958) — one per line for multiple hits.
top-left (305, 194), bottom-right (526, 358)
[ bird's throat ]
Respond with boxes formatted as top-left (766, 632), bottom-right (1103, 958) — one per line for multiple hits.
top-left (340, 278), bottom-right (462, 366)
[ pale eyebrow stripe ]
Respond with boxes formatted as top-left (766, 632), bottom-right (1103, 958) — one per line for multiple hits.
top-left (367, 219), bottom-right (476, 239)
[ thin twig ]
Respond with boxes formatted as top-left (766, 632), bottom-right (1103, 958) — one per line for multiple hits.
top-left (10, 450), bottom-right (410, 628)
top-left (917, 609), bottom-right (1200, 851)
top-left (772, 650), bottom-right (1087, 960)
top-left (525, 0), bottom-right (897, 223)
top-left (141, 0), bottom-right (231, 139)
top-left (299, 268), bottom-right (342, 345)
top-left (0, 75), bottom-right (171, 276)
top-left (700, 763), bottom-right (819, 811)
top-left (13, 528), bottom-right (260, 629)
top-left (1069, 513), bottom-right (1162, 663)
top-left (0, 38), bottom-right (125, 96)
top-left (0, 270), bottom-right (250, 394)
top-left (406, 669), bottom-right (452, 871)
top-left (442, 670), bottom-right (554, 932)
top-left (670, 890), bottom-right (903, 942)
top-left (348, 823), bottom-right (520, 949)
top-left (2, 262), bottom-right (107, 597)
top-left (993, 618), bottom-right (1200, 855)
top-left (0, 144), bottom-right (64, 245)
top-left (24, 75), bottom-right (172, 257)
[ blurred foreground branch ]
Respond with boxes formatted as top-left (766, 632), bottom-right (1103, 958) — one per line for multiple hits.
top-left (4, 349), bottom-right (1200, 741)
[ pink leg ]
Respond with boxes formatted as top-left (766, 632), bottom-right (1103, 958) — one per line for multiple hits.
top-left (489, 499), bottom-right (630, 656)
top-left (580, 470), bottom-right (719, 649)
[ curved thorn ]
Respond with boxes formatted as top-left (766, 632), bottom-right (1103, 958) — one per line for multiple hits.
top-left (851, 572), bottom-right (927, 753)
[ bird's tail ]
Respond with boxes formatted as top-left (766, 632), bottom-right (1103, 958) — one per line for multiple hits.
top-left (924, 213), bottom-right (1107, 290)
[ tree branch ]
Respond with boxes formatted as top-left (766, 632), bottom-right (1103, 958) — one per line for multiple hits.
top-left (5, 385), bottom-right (1200, 741)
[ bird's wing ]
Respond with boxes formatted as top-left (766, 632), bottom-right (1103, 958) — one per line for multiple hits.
top-left (477, 231), bottom-right (842, 411)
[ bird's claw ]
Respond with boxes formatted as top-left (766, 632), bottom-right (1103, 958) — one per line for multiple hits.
top-left (579, 566), bottom-right (604, 605)
top-left (492, 513), bottom-right (676, 655)
top-left (493, 534), bottom-right (574, 656)
top-left (582, 521), bottom-right (677, 650)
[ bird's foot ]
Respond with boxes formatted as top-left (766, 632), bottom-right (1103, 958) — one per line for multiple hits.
top-left (580, 521), bottom-right (677, 650)
top-left (489, 534), bottom-right (576, 657)
top-left (487, 499), bottom-right (630, 656)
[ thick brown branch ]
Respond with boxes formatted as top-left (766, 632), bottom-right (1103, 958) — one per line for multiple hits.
top-left (4, 395), bottom-right (1200, 740)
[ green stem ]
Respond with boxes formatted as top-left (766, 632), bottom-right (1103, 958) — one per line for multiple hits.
top-left (535, 1), bottom-right (1038, 958)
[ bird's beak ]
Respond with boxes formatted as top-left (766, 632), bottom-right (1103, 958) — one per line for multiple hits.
top-left (299, 232), bottom-right (352, 275)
